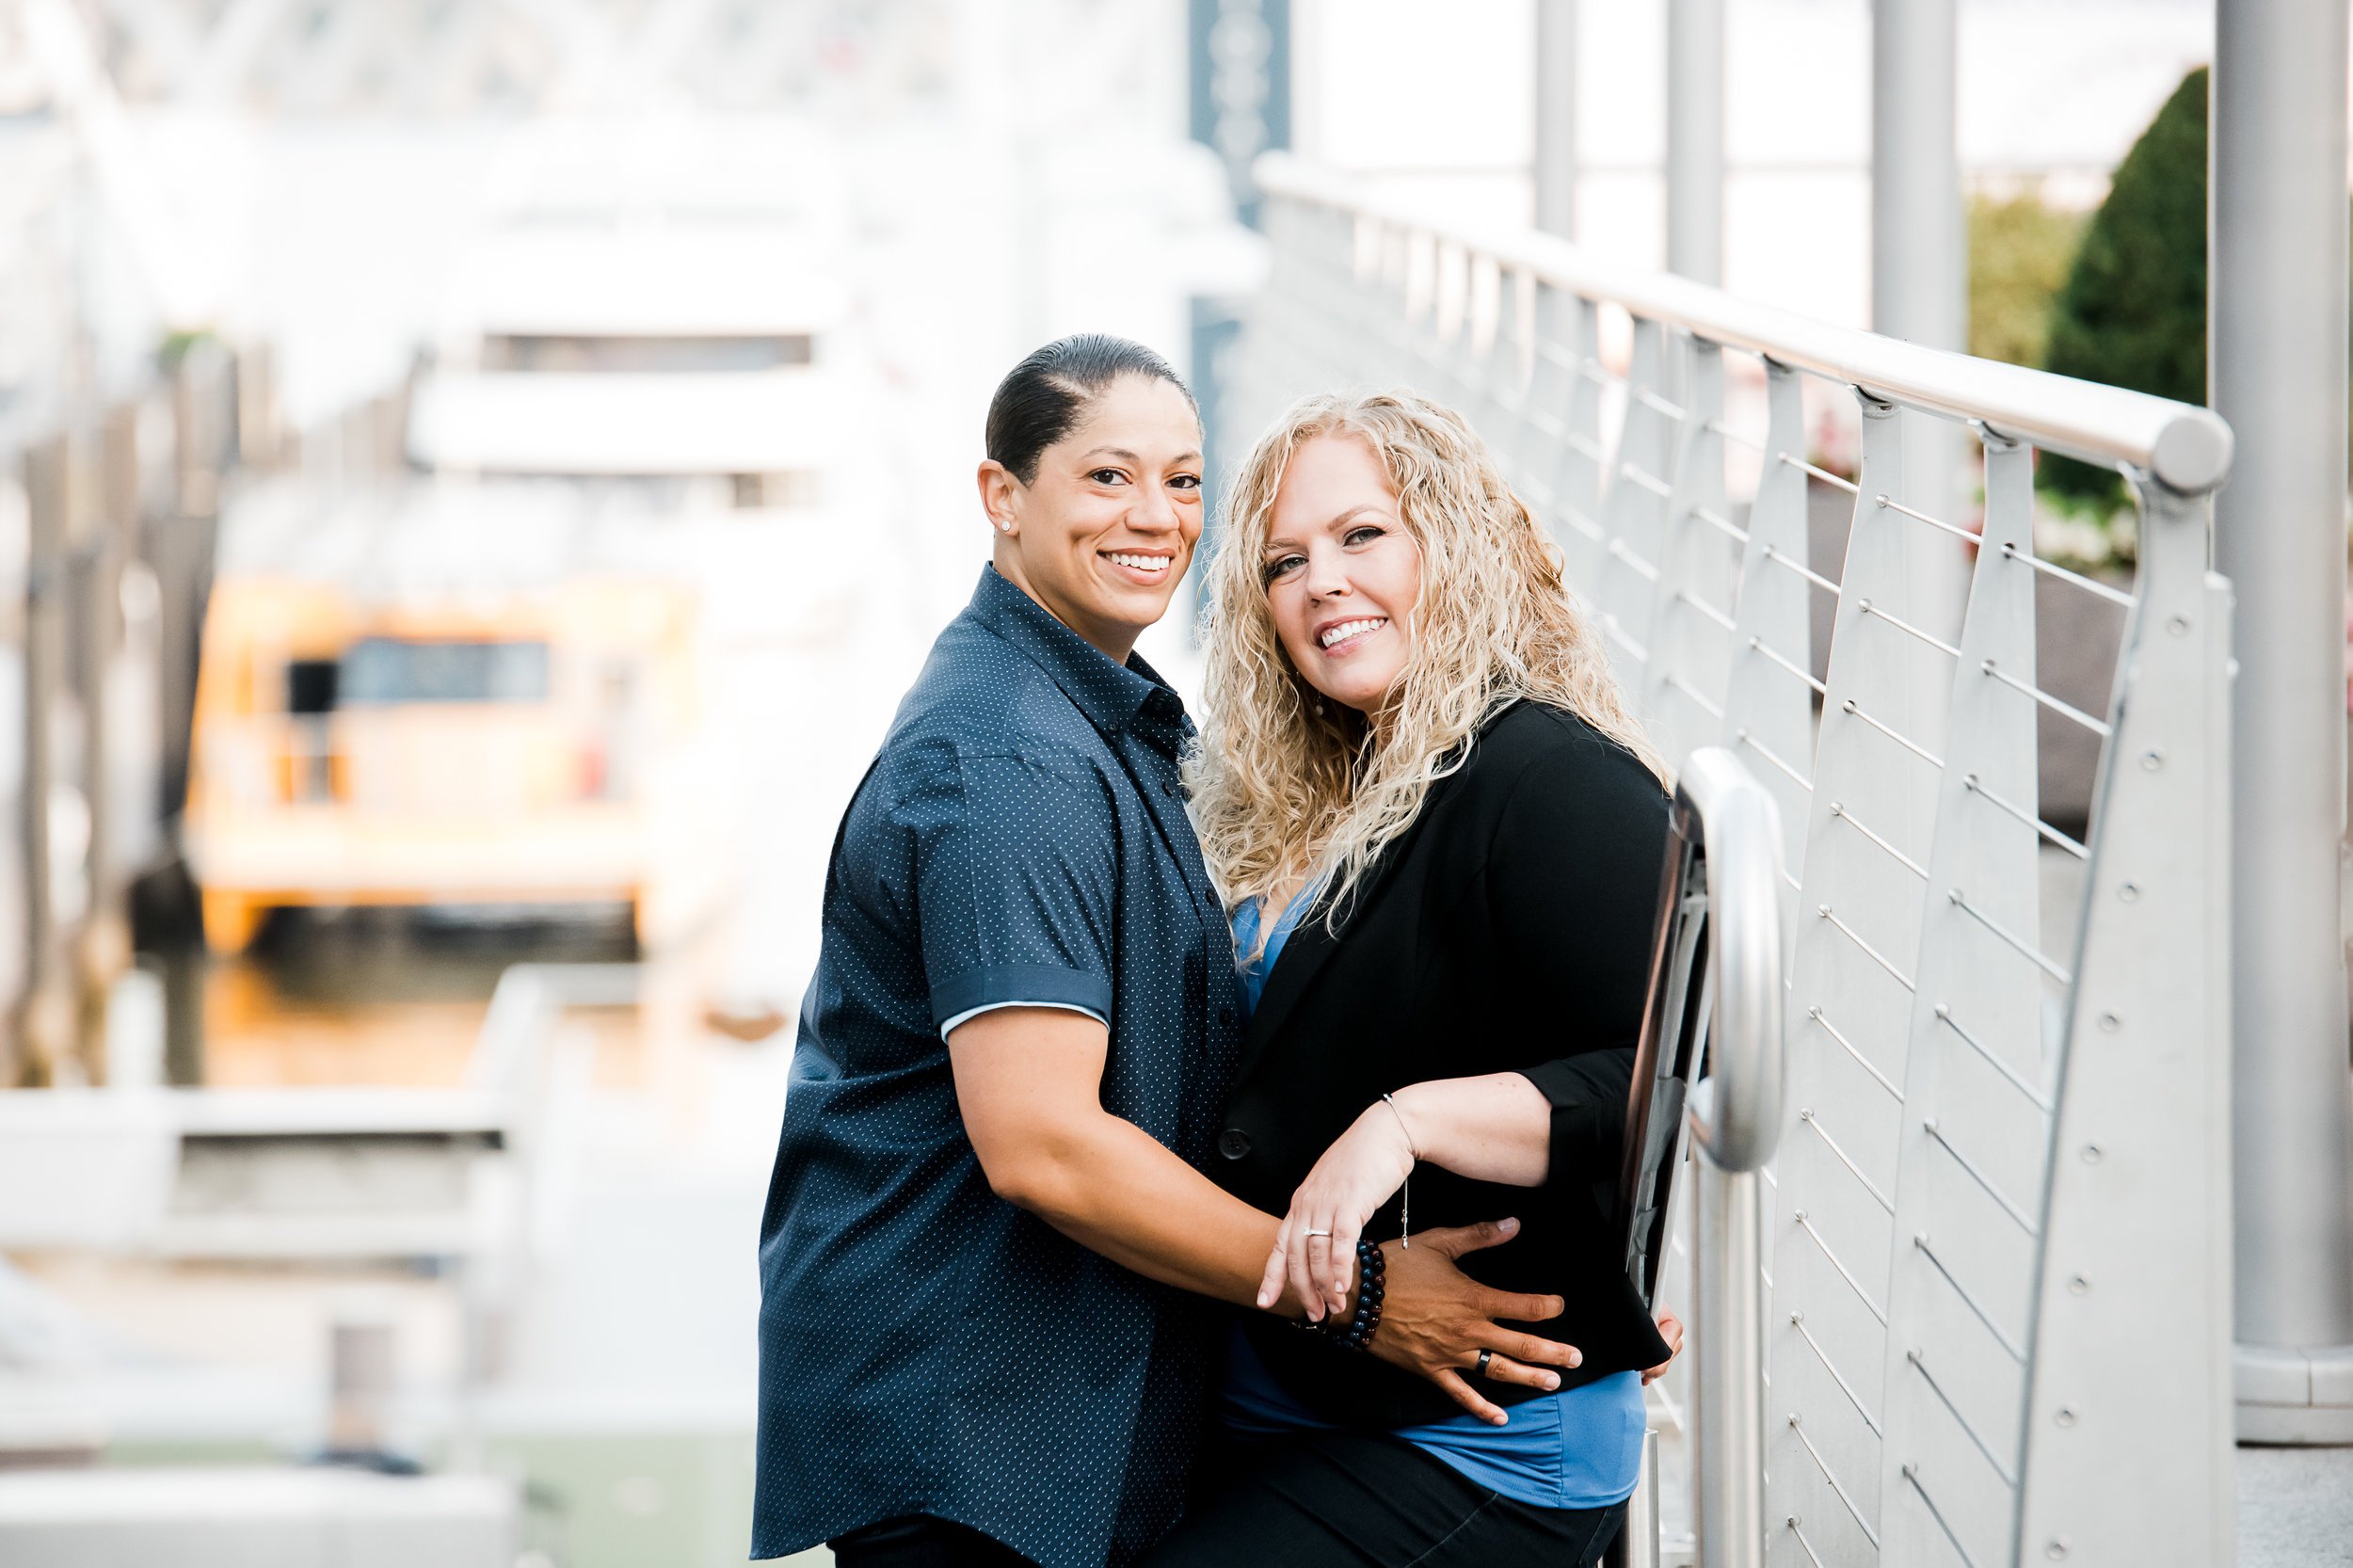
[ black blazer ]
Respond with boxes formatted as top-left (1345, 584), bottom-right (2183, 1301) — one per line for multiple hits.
top-left (1209, 698), bottom-right (1675, 1428)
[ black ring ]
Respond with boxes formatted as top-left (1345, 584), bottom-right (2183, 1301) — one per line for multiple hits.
top-left (1474, 1349), bottom-right (1494, 1377)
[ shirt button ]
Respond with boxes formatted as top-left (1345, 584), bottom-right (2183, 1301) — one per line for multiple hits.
top-left (1217, 1128), bottom-right (1252, 1160)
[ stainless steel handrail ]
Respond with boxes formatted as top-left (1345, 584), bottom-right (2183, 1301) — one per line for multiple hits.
top-left (1680, 749), bottom-right (1786, 1568)
top-left (1617, 747), bottom-right (1787, 1568)
top-left (1253, 152), bottom-right (2233, 493)
top-left (1678, 752), bottom-right (1787, 1175)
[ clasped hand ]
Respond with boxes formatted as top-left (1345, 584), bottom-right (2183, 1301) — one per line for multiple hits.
top-left (1258, 1102), bottom-right (1685, 1425)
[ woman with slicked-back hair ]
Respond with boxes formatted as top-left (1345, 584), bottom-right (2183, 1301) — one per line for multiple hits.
top-left (752, 344), bottom-right (1577, 1568)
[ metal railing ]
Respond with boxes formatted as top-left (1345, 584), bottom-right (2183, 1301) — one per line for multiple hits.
top-left (1238, 155), bottom-right (2236, 1568)
top-left (1621, 747), bottom-right (1789, 1568)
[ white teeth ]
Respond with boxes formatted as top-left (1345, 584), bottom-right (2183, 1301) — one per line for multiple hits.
top-left (1106, 552), bottom-right (1171, 573)
top-left (1319, 617), bottom-right (1387, 648)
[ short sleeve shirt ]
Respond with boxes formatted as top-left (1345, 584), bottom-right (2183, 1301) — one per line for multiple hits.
top-left (752, 566), bottom-right (1246, 1568)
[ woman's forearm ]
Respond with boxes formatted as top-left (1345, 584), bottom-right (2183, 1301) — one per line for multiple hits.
top-left (1008, 1108), bottom-right (1289, 1310)
top-left (1387, 1072), bottom-right (1556, 1188)
top-left (952, 1006), bottom-right (1295, 1311)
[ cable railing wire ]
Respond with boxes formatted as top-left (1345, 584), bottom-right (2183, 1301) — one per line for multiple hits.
top-left (1817, 904), bottom-right (1918, 993)
top-left (1947, 888), bottom-right (2073, 986)
top-left (1999, 540), bottom-right (2136, 609)
top-left (1794, 1209), bottom-right (1889, 1326)
top-left (1931, 1003), bottom-right (2055, 1115)
top-left (1790, 1311), bottom-right (1884, 1437)
top-left (1779, 453), bottom-right (1862, 495)
top-left (1800, 1109), bottom-right (1896, 1214)
top-left (1913, 1234), bottom-right (2026, 1364)
top-left (1807, 1006), bottom-right (1905, 1104)
top-left (1859, 599), bottom-right (1964, 661)
top-left (1787, 1414), bottom-right (1881, 1549)
top-left (1762, 543), bottom-right (1843, 599)
top-left (1839, 699), bottom-right (1947, 770)
top-left (1923, 1119), bottom-right (2041, 1237)
top-left (1980, 659), bottom-right (2115, 739)
top-left (1874, 492), bottom-right (1980, 546)
top-left (1901, 1464), bottom-right (1982, 1568)
top-left (1735, 727), bottom-right (1815, 792)
top-left (1907, 1349), bottom-right (2020, 1488)
top-left (1828, 801), bottom-right (1929, 880)
top-left (1749, 635), bottom-right (1830, 697)
top-left (1962, 773), bottom-right (2089, 861)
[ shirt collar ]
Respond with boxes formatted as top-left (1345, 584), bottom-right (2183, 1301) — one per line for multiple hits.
top-left (970, 564), bottom-right (1193, 753)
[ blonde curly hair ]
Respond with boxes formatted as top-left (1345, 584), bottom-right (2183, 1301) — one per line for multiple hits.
top-left (1185, 390), bottom-right (1667, 939)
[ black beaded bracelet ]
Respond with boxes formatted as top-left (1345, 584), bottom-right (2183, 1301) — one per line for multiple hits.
top-left (1300, 1238), bottom-right (1386, 1352)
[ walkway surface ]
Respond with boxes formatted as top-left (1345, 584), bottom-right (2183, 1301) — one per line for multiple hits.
top-left (2240, 1444), bottom-right (2353, 1567)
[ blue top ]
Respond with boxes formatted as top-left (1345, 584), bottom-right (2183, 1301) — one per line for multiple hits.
top-left (754, 566), bottom-right (1248, 1568)
top-left (1228, 890), bottom-right (1647, 1511)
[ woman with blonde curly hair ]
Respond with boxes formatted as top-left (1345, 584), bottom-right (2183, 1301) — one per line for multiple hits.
top-left (1143, 391), bottom-right (1678, 1568)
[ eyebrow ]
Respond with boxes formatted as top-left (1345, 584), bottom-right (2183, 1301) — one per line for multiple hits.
top-left (1079, 447), bottom-right (1204, 466)
top-left (1264, 503), bottom-right (1386, 554)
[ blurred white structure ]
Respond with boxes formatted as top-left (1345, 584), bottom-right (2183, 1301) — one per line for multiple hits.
top-left (0, 1467), bottom-right (518, 1567)
top-left (408, 118), bottom-right (856, 488)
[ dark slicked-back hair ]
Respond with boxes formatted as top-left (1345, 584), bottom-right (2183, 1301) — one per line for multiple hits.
top-left (984, 333), bottom-right (1198, 485)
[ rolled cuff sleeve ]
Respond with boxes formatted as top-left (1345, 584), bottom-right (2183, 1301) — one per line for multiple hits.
top-left (932, 968), bottom-right (1113, 1037)
top-left (1515, 1047), bottom-right (1637, 1191)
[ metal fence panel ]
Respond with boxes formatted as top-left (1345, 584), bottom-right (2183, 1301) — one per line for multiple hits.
top-left (1238, 157), bottom-right (2233, 1568)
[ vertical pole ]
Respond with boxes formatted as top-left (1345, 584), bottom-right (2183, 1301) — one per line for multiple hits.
top-left (1534, 0), bottom-right (1577, 238)
top-left (18, 439), bottom-right (71, 1086)
top-left (1609, 1428), bottom-right (1662, 1568)
top-left (2213, 0), bottom-right (2353, 1442)
top-left (1869, 0), bottom-right (1964, 526)
top-left (75, 405), bottom-right (137, 1082)
top-left (1665, 0), bottom-right (1723, 284)
top-left (1695, 1153), bottom-right (1766, 1568)
top-left (1189, 0), bottom-right (1290, 638)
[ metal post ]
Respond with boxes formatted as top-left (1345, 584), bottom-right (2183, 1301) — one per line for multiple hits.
top-left (1609, 1428), bottom-right (1662, 1568)
top-left (1665, 0), bottom-right (1723, 284)
top-left (17, 439), bottom-right (72, 1086)
top-left (2213, 0), bottom-right (2353, 1444)
top-left (1869, 0), bottom-right (1963, 529)
top-left (1694, 1152), bottom-right (1764, 1568)
top-left (73, 406), bottom-right (138, 1082)
top-left (1534, 0), bottom-right (1577, 237)
top-left (1677, 749), bottom-right (1784, 1568)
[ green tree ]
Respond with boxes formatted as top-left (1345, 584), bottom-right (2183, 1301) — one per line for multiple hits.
top-left (2041, 66), bottom-right (2209, 502)
top-left (1969, 190), bottom-right (2086, 370)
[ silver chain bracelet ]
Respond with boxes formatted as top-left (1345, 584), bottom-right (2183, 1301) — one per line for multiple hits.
top-left (1380, 1092), bottom-right (1415, 1248)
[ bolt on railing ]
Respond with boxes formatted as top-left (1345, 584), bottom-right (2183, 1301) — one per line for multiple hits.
top-left (1240, 154), bottom-right (2235, 1568)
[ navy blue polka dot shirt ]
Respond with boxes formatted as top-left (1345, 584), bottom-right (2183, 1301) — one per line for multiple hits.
top-left (752, 565), bottom-right (1246, 1568)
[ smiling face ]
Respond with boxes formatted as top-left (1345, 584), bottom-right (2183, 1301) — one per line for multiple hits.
top-left (1261, 432), bottom-right (1424, 714)
top-left (978, 374), bottom-right (1204, 664)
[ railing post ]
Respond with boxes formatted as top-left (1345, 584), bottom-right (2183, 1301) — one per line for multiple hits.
top-left (1666, 0), bottom-right (1724, 285)
top-left (1696, 1142), bottom-right (1766, 1568)
top-left (1678, 749), bottom-right (1786, 1568)
top-left (1869, 0), bottom-right (1970, 688)
top-left (1644, 339), bottom-right (1736, 767)
top-left (2212, 0), bottom-right (2353, 1443)
top-left (1876, 431), bottom-right (2046, 1566)
top-left (1533, 0), bottom-right (1577, 238)
top-left (2013, 478), bottom-right (2237, 1563)
top-left (1719, 360), bottom-right (1813, 963)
